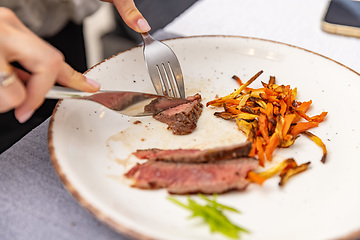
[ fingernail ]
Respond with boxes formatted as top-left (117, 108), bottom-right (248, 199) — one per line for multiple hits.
top-left (17, 110), bottom-right (34, 123)
top-left (86, 77), bottom-right (100, 89)
top-left (137, 18), bottom-right (151, 32)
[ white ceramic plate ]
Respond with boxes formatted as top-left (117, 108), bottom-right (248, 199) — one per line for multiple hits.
top-left (49, 36), bottom-right (360, 240)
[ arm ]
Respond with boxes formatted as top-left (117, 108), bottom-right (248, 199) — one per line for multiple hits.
top-left (0, 7), bottom-right (100, 123)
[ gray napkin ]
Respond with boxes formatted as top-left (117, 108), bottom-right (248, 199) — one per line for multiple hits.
top-left (0, 119), bottom-right (129, 240)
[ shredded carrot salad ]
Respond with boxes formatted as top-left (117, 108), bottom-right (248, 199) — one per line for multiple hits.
top-left (206, 70), bottom-right (328, 186)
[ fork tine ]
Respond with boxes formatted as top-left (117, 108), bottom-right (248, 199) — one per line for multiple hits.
top-left (147, 63), bottom-right (165, 96)
top-left (167, 57), bottom-right (185, 99)
top-left (164, 62), bottom-right (180, 98)
top-left (157, 63), bottom-right (173, 97)
top-left (148, 62), bottom-right (176, 98)
top-left (157, 62), bottom-right (182, 98)
top-left (149, 61), bottom-right (184, 98)
top-left (141, 33), bottom-right (185, 99)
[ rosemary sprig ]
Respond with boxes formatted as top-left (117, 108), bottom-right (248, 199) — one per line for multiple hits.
top-left (168, 194), bottom-right (249, 239)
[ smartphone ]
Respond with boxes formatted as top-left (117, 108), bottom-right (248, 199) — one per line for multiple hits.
top-left (321, 0), bottom-right (360, 37)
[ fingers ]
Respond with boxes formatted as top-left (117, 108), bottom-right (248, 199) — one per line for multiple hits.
top-left (0, 8), bottom-right (101, 123)
top-left (13, 53), bottom-right (100, 94)
top-left (3, 62), bottom-right (100, 123)
top-left (13, 65), bottom-right (60, 123)
top-left (56, 63), bottom-right (100, 92)
top-left (111, 0), bottom-right (151, 33)
top-left (11, 46), bottom-right (65, 122)
top-left (0, 63), bottom-right (26, 113)
top-left (13, 62), bottom-right (100, 123)
top-left (0, 8), bottom-right (60, 121)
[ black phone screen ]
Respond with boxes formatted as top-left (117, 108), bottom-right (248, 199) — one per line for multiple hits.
top-left (323, 0), bottom-right (360, 28)
top-left (322, 0), bottom-right (360, 37)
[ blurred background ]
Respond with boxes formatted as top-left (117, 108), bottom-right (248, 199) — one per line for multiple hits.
top-left (84, 1), bottom-right (198, 68)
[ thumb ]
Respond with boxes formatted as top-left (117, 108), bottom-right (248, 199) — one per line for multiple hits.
top-left (113, 0), bottom-right (151, 33)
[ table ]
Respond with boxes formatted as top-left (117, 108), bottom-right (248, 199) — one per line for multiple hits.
top-left (164, 0), bottom-right (360, 73)
top-left (1, 1), bottom-right (360, 239)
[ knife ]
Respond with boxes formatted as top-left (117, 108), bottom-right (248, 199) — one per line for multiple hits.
top-left (46, 86), bottom-right (189, 117)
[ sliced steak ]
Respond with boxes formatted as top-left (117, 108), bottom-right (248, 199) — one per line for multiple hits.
top-left (153, 93), bottom-right (203, 135)
top-left (144, 97), bottom-right (190, 114)
top-left (124, 157), bottom-right (258, 194)
top-left (133, 142), bottom-right (252, 163)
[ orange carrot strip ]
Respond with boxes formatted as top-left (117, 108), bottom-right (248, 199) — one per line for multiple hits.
top-left (257, 158), bottom-right (296, 179)
top-left (274, 85), bottom-right (286, 93)
top-left (236, 112), bottom-right (258, 120)
top-left (284, 88), bottom-right (293, 107)
top-left (206, 99), bottom-right (226, 107)
top-left (265, 134), bottom-right (280, 161)
top-left (232, 75), bottom-right (255, 93)
top-left (225, 99), bottom-right (241, 105)
top-left (279, 100), bottom-right (287, 116)
top-left (279, 162), bottom-right (311, 186)
top-left (232, 75), bottom-right (243, 85)
top-left (258, 114), bottom-right (270, 144)
top-left (260, 94), bottom-right (280, 103)
top-left (217, 70), bottom-right (264, 102)
top-left (302, 131), bottom-right (327, 163)
top-left (282, 114), bottom-right (296, 139)
top-left (291, 87), bottom-right (297, 102)
top-left (248, 142), bottom-right (256, 157)
top-left (290, 122), bottom-right (319, 136)
top-left (258, 107), bottom-right (267, 115)
top-left (225, 106), bottom-right (242, 115)
top-left (273, 106), bottom-right (280, 116)
top-left (268, 75), bottom-right (276, 85)
top-left (263, 88), bottom-right (278, 96)
top-left (284, 85), bottom-right (291, 94)
top-left (247, 171), bottom-right (267, 185)
top-left (256, 137), bottom-right (265, 167)
top-left (296, 100), bottom-right (312, 112)
top-left (265, 102), bottom-right (274, 119)
top-left (310, 111), bottom-right (328, 123)
top-left (279, 159), bottom-right (298, 177)
top-left (295, 110), bottom-right (312, 121)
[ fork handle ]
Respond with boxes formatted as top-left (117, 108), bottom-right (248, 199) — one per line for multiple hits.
top-left (141, 32), bottom-right (156, 45)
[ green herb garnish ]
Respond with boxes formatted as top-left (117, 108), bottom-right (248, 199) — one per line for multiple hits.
top-left (168, 194), bottom-right (249, 239)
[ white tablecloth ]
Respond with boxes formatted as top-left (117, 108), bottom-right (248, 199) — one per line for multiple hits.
top-left (165, 0), bottom-right (360, 73)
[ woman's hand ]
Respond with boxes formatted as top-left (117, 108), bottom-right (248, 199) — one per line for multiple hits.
top-left (101, 0), bottom-right (151, 33)
top-left (0, 7), bottom-right (100, 123)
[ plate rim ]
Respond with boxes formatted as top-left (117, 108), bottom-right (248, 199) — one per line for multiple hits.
top-left (48, 35), bottom-right (360, 240)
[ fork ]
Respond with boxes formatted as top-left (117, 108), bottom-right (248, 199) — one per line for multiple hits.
top-left (141, 32), bottom-right (185, 99)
